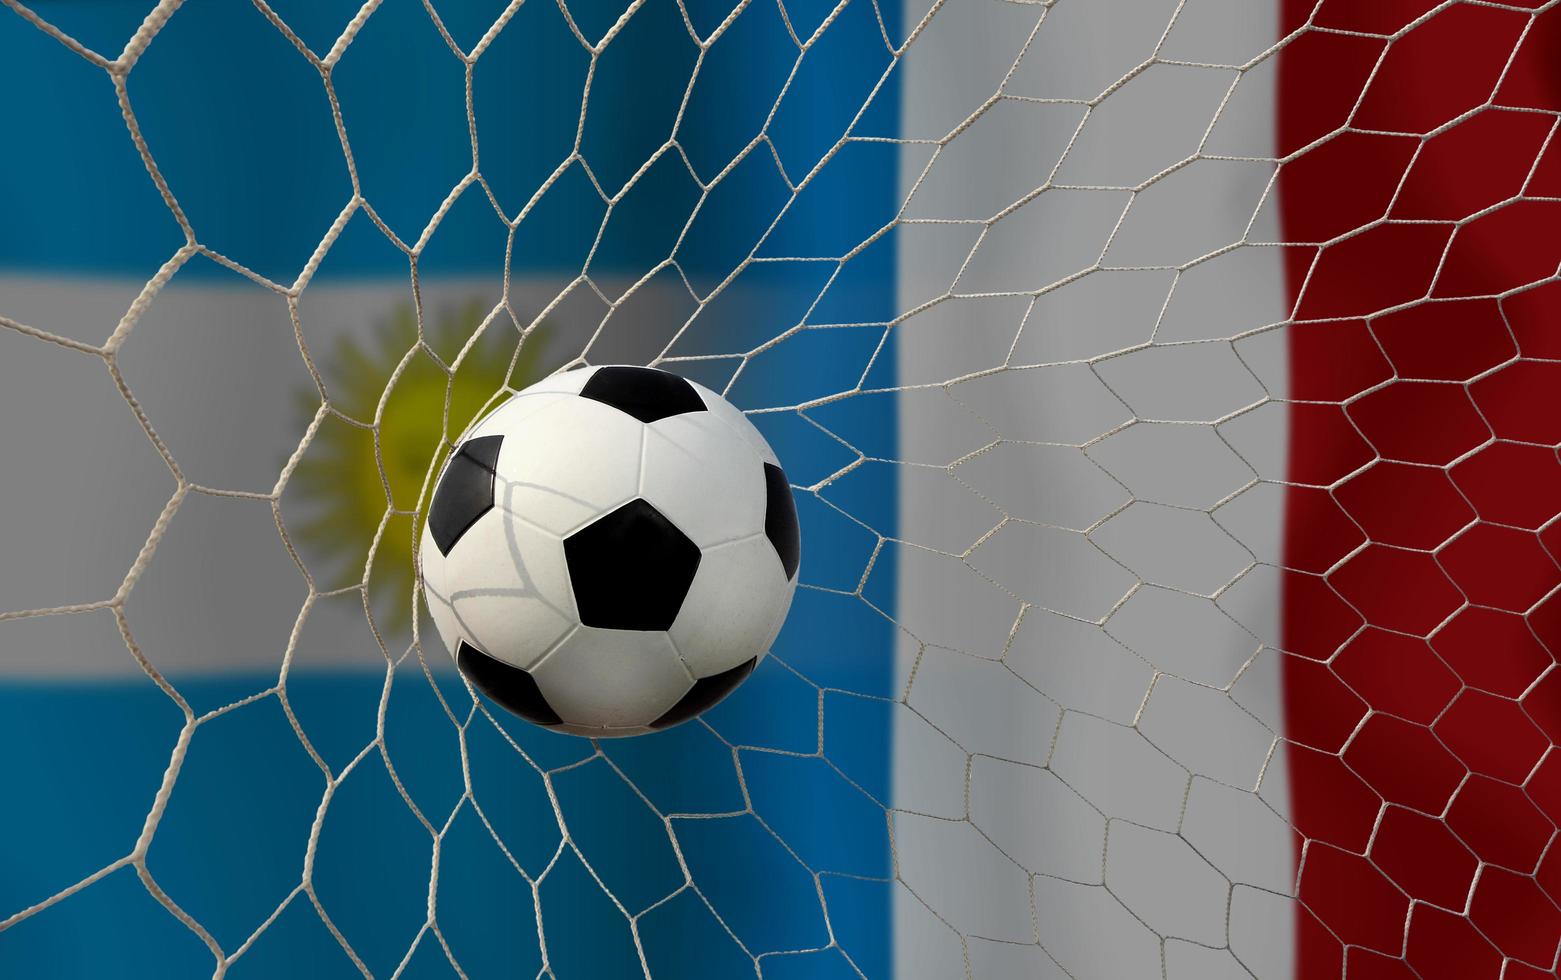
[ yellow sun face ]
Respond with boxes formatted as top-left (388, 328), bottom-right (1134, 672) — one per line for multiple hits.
top-left (289, 300), bottom-right (551, 630)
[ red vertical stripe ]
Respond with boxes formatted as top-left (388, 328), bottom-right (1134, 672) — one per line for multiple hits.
top-left (1279, 3), bottom-right (1561, 978)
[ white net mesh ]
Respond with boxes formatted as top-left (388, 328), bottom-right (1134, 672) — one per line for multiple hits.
top-left (2, 0), bottom-right (1560, 977)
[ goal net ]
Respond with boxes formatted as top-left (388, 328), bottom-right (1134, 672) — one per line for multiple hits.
top-left (1, 0), bottom-right (1558, 977)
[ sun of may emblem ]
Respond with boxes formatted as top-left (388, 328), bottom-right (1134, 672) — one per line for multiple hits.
top-left (289, 300), bottom-right (551, 629)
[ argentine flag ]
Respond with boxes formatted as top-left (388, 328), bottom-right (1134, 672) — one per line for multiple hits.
top-left (3, 1), bottom-right (1560, 978)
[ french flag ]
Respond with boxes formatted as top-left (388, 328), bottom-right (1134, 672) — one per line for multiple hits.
top-left (1, 1), bottom-right (1558, 978)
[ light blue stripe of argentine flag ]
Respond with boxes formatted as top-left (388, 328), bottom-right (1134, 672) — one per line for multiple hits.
top-left (0, 0), bottom-right (901, 977)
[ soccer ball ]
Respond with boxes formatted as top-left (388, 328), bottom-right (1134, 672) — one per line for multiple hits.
top-left (418, 365), bottom-right (800, 737)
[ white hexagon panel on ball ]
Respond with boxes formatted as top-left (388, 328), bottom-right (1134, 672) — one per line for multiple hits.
top-left (418, 365), bottom-right (800, 737)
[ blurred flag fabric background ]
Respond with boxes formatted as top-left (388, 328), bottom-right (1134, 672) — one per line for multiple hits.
top-left (2, 1), bottom-right (1560, 979)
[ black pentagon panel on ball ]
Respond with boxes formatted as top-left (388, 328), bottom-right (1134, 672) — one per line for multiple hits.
top-left (428, 435), bottom-right (504, 557)
top-left (578, 366), bottom-right (707, 424)
top-left (564, 498), bottom-right (701, 631)
top-left (649, 657), bottom-right (758, 730)
top-left (456, 640), bottom-right (562, 726)
top-left (762, 462), bottom-right (801, 580)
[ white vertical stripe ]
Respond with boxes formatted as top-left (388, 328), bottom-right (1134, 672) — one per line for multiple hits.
top-left (894, 0), bottom-right (1295, 976)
